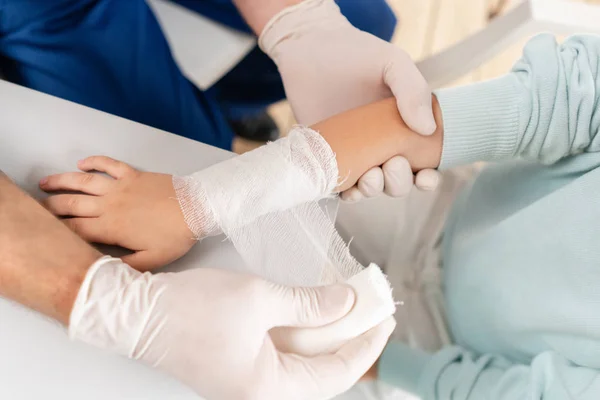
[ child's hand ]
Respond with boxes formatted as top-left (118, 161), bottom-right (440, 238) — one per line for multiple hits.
top-left (40, 156), bottom-right (196, 271)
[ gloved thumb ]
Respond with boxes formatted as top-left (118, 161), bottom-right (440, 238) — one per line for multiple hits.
top-left (384, 51), bottom-right (436, 136)
top-left (356, 167), bottom-right (384, 198)
top-left (271, 284), bottom-right (355, 328)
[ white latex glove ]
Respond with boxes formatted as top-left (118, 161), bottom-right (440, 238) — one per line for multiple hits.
top-left (70, 257), bottom-right (396, 400)
top-left (259, 0), bottom-right (441, 200)
top-left (340, 156), bottom-right (441, 202)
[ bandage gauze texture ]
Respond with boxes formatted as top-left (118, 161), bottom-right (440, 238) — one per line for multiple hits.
top-left (173, 127), bottom-right (395, 355)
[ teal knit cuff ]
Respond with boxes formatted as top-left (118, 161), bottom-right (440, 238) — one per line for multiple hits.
top-left (435, 75), bottom-right (522, 169)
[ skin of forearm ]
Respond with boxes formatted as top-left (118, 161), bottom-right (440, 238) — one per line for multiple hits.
top-left (312, 95), bottom-right (444, 192)
top-left (233, 0), bottom-right (302, 34)
top-left (0, 173), bottom-right (101, 325)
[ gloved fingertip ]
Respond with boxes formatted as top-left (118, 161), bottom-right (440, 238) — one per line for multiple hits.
top-left (413, 105), bottom-right (437, 136)
top-left (337, 316), bottom-right (396, 364)
top-left (382, 157), bottom-right (412, 198)
top-left (341, 187), bottom-right (364, 203)
top-left (366, 316), bottom-right (397, 343)
top-left (357, 169), bottom-right (384, 198)
top-left (415, 170), bottom-right (441, 191)
top-left (319, 284), bottom-right (356, 317)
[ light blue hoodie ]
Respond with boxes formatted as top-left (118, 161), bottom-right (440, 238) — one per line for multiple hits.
top-left (379, 34), bottom-right (600, 399)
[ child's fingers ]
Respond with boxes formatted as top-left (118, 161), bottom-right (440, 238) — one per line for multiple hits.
top-left (78, 156), bottom-right (136, 179)
top-left (44, 194), bottom-right (103, 218)
top-left (39, 172), bottom-right (113, 195)
top-left (63, 217), bottom-right (118, 246)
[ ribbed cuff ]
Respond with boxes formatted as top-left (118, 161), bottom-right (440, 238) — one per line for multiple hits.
top-left (379, 341), bottom-right (432, 395)
top-left (435, 75), bottom-right (522, 169)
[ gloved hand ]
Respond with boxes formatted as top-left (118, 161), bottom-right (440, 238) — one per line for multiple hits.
top-left (259, 0), bottom-right (441, 200)
top-left (340, 156), bottom-right (441, 202)
top-left (70, 256), bottom-right (396, 400)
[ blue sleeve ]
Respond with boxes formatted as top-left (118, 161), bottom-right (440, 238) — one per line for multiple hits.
top-left (435, 34), bottom-right (600, 169)
top-left (379, 342), bottom-right (600, 400)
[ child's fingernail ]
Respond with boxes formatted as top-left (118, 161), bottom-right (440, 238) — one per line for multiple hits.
top-left (39, 177), bottom-right (48, 185)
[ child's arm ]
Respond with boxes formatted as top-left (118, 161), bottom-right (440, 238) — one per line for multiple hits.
top-left (38, 99), bottom-right (443, 271)
top-left (314, 96), bottom-right (443, 192)
top-left (437, 34), bottom-right (600, 169)
top-left (281, 33), bottom-right (600, 188)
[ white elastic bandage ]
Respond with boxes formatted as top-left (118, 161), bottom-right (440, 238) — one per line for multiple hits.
top-left (174, 127), bottom-right (363, 286)
top-left (174, 127), bottom-right (395, 351)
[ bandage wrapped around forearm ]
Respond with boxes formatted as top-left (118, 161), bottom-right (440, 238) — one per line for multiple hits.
top-left (173, 126), bottom-right (396, 354)
top-left (173, 127), bottom-right (337, 238)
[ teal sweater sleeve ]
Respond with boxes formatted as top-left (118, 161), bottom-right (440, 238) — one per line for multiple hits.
top-left (380, 342), bottom-right (600, 400)
top-left (437, 34), bottom-right (600, 169)
top-left (378, 33), bottom-right (600, 399)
